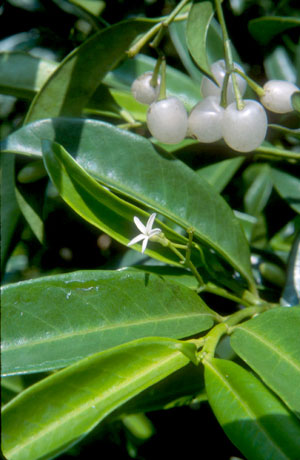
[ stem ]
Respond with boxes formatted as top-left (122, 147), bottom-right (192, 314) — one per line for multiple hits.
top-left (214, 0), bottom-right (244, 109)
top-left (200, 283), bottom-right (253, 307)
top-left (127, 5), bottom-right (190, 58)
top-left (199, 303), bottom-right (270, 362)
top-left (158, 57), bottom-right (167, 100)
top-left (254, 145), bottom-right (300, 161)
top-left (167, 242), bottom-right (205, 287)
top-left (233, 68), bottom-right (265, 97)
top-left (150, 56), bottom-right (162, 87)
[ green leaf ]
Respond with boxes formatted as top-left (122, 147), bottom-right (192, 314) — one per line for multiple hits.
top-left (41, 139), bottom-right (188, 266)
top-left (271, 168), bottom-right (300, 214)
top-left (4, 118), bottom-right (254, 288)
top-left (292, 91), bottom-right (300, 114)
top-left (281, 231), bottom-right (300, 306)
top-left (14, 182), bottom-right (45, 244)
top-left (0, 52), bottom-right (57, 99)
top-left (197, 157), bottom-right (244, 193)
top-left (24, 19), bottom-right (155, 123)
top-left (186, 1), bottom-right (215, 79)
top-left (1, 270), bottom-right (214, 375)
top-left (249, 16), bottom-right (300, 45)
top-left (205, 358), bottom-right (300, 460)
top-left (0, 154), bottom-right (20, 273)
top-left (243, 163), bottom-right (273, 216)
top-left (264, 46), bottom-right (297, 82)
top-left (169, 19), bottom-right (204, 83)
top-left (2, 337), bottom-right (195, 460)
top-left (231, 307), bottom-right (300, 417)
top-left (119, 362), bottom-right (206, 415)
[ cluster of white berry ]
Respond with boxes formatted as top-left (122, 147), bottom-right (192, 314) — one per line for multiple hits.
top-left (131, 60), bottom-right (299, 153)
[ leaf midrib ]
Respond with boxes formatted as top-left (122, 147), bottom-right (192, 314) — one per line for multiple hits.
top-left (207, 361), bottom-right (289, 459)
top-left (236, 326), bottom-right (300, 373)
top-left (3, 312), bottom-right (213, 352)
top-left (5, 350), bottom-right (186, 458)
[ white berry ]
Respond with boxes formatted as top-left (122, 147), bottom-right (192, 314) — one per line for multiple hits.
top-left (131, 72), bottom-right (161, 105)
top-left (201, 59), bottom-right (247, 104)
top-left (188, 96), bottom-right (224, 143)
top-left (260, 80), bottom-right (299, 113)
top-left (222, 100), bottom-right (268, 152)
top-left (147, 97), bottom-right (188, 144)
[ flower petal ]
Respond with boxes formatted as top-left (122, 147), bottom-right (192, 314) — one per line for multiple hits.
top-left (145, 213), bottom-right (157, 234)
top-left (141, 236), bottom-right (149, 254)
top-left (134, 216), bottom-right (146, 234)
top-left (127, 234), bottom-right (145, 247)
top-left (149, 228), bottom-right (161, 237)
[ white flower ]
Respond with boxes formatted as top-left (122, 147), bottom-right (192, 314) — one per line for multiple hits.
top-left (127, 213), bottom-right (161, 253)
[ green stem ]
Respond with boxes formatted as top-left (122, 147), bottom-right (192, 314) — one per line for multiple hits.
top-left (158, 57), bottom-right (167, 100)
top-left (199, 303), bottom-right (270, 361)
top-left (200, 283), bottom-right (253, 307)
top-left (233, 68), bottom-right (265, 97)
top-left (254, 145), bottom-right (300, 161)
top-left (214, 0), bottom-right (244, 109)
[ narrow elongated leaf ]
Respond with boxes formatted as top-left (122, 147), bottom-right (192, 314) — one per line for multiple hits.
top-left (1, 270), bottom-right (214, 375)
top-left (41, 139), bottom-right (189, 267)
top-left (249, 16), bottom-right (300, 45)
top-left (1, 154), bottom-right (20, 273)
top-left (186, 2), bottom-right (215, 79)
top-left (281, 231), bottom-right (300, 306)
top-left (264, 46), bottom-right (297, 82)
top-left (205, 358), bottom-right (300, 460)
top-left (4, 118), bottom-right (254, 288)
top-left (230, 307), bottom-right (300, 416)
top-left (271, 168), bottom-right (300, 214)
top-left (24, 19), bottom-right (154, 123)
top-left (243, 163), bottom-right (273, 216)
top-left (0, 52), bottom-right (57, 99)
top-left (197, 157), bottom-right (244, 193)
top-left (2, 337), bottom-right (195, 460)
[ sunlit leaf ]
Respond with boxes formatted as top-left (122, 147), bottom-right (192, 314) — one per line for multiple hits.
top-left (205, 358), bottom-right (300, 460)
top-left (231, 307), bottom-right (300, 417)
top-left (2, 337), bottom-right (195, 460)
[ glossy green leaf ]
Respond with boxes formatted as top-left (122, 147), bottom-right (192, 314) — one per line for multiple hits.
top-left (2, 337), bottom-right (194, 460)
top-left (0, 154), bottom-right (20, 274)
top-left (231, 307), bottom-right (300, 416)
top-left (169, 19), bottom-right (204, 83)
top-left (4, 118), bottom-right (254, 288)
top-left (41, 139), bottom-right (189, 266)
top-left (271, 168), bottom-right (300, 214)
top-left (0, 52), bottom-right (57, 99)
top-left (264, 46), bottom-right (297, 82)
top-left (249, 16), bottom-right (300, 45)
top-left (14, 182), bottom-right (45, 244)
top-left (1, 270), bottom-right (214, 375)
top-left (186, 1), bottom-right (215, 79)
top-left (197, 157), bottom-right (244, 193)
top-left (119, 362), bottom-right (206, 415)
top-left (281, 232), bottom-right (300, 306)
top-left (24, 19), bottom-right (154, 123)
top-left (205, 358), bottom-right (300, 460)
top-left (243, 163), bottom-right (273, 216)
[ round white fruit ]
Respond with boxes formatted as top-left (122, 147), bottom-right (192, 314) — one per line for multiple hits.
top-left (201, 59), bottom-right (247, 104)
top-left (222, 100), bottom-right (268, 152)
top-left (260, 80), bottom-right (299, 113)
top-left (188, 96), bottom-right (224, 143)
top-left (147, 97), bottom-right (188, 144)
top-left (131, 72), bottom-right (161, 105)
